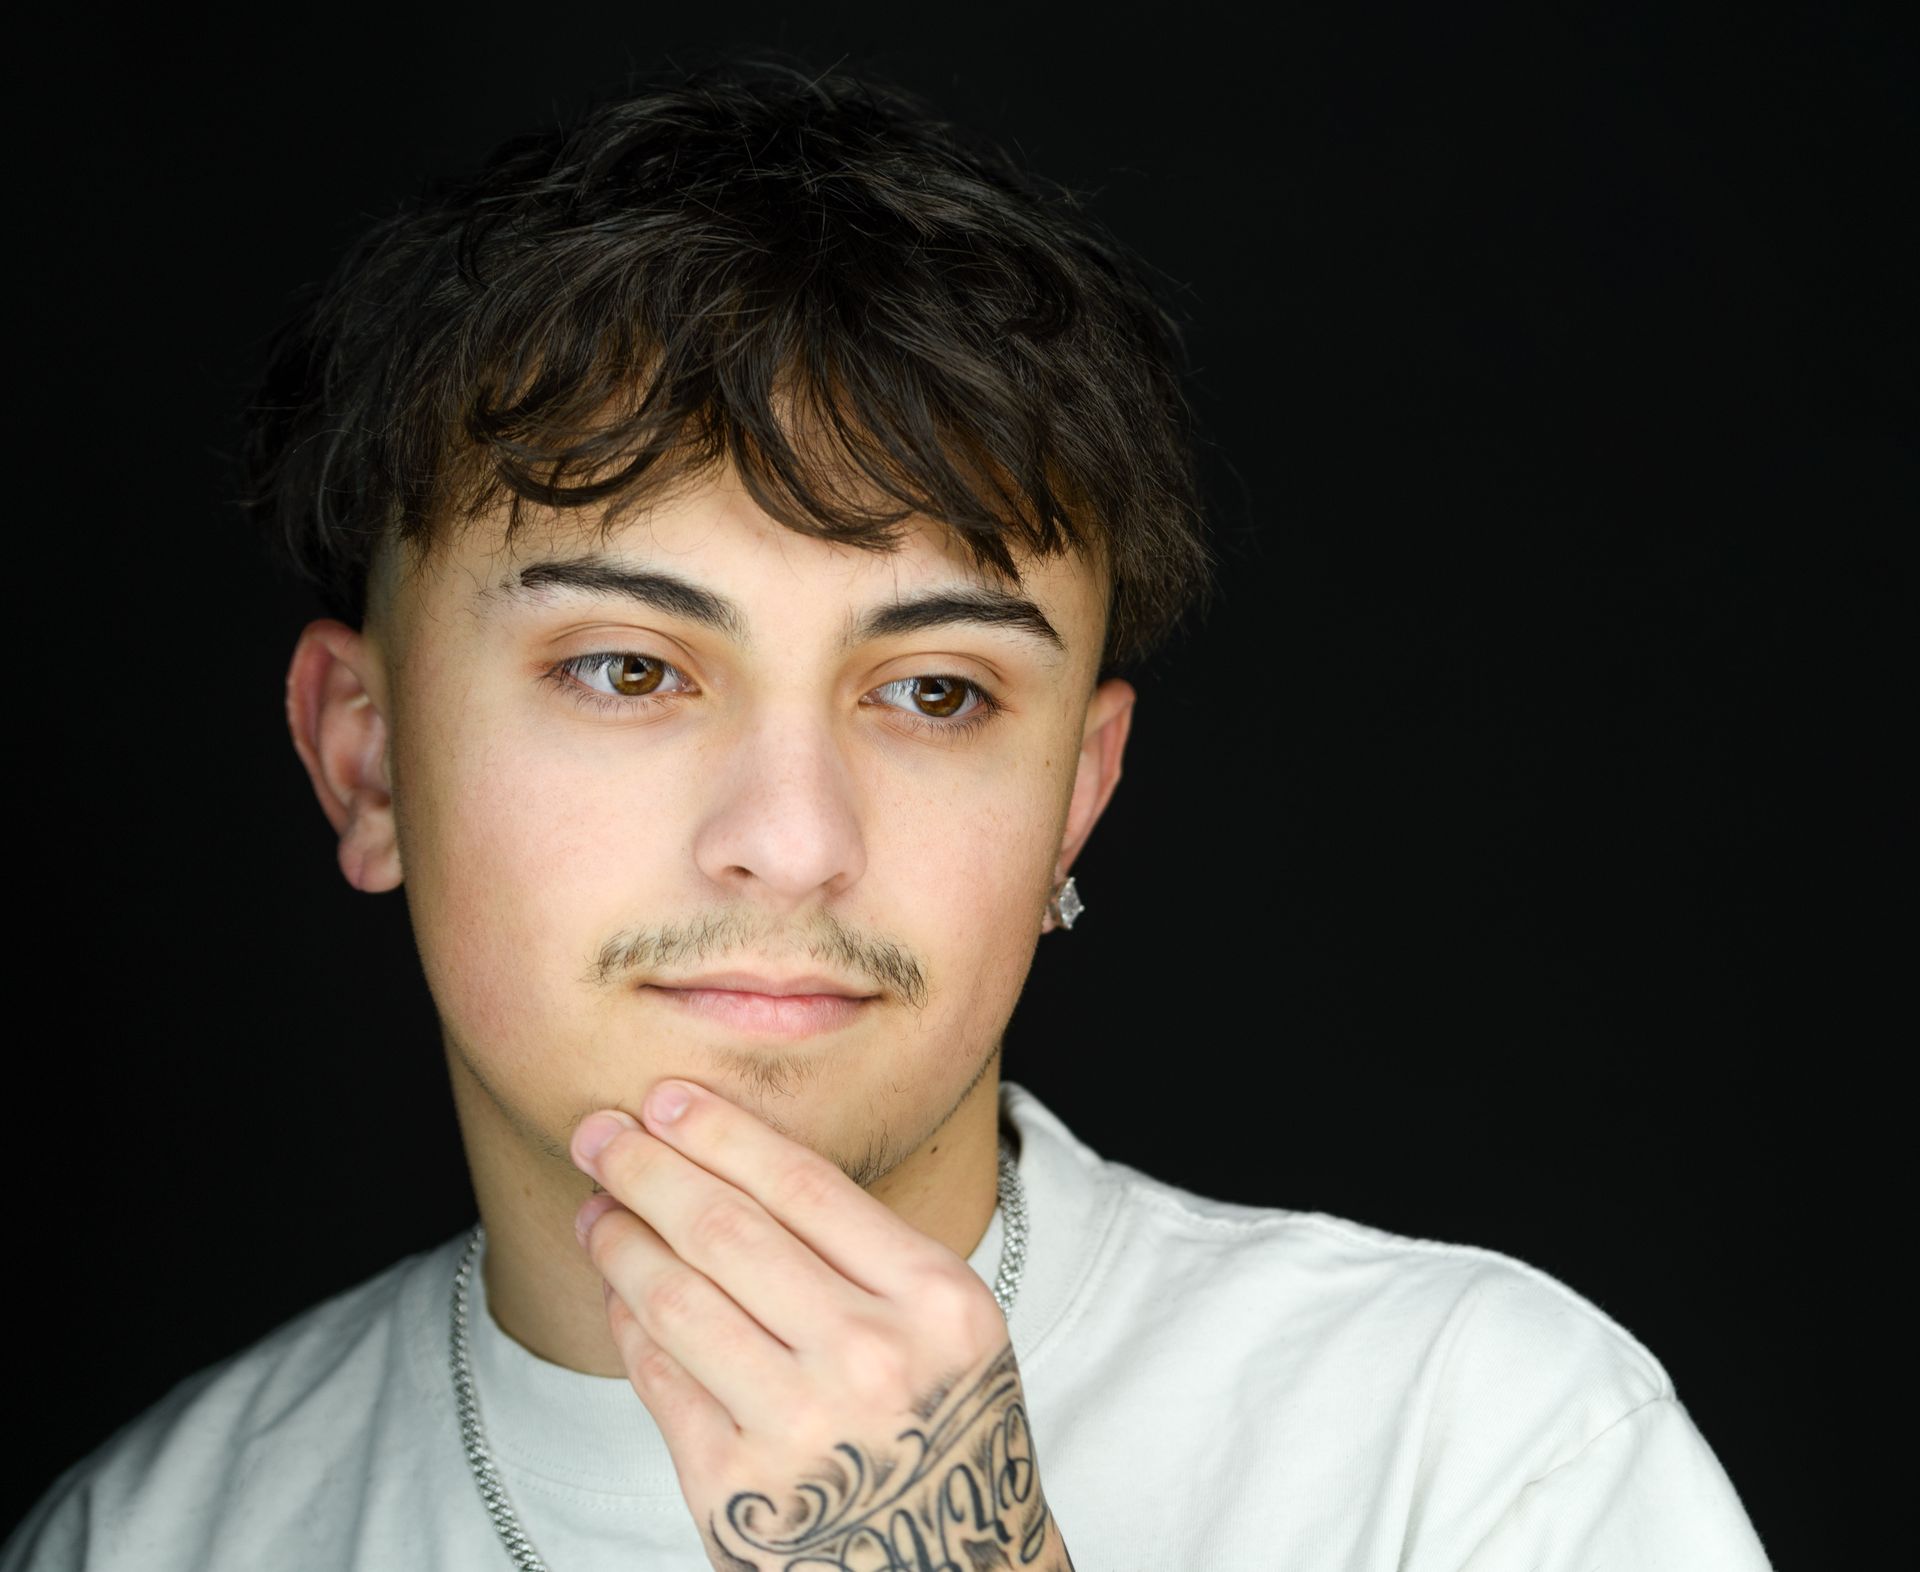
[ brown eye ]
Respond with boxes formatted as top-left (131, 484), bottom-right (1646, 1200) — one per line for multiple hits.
top-left (909, 676), bottom-right (969, 717)
top-left (608, 655), bottom-right (666, 697)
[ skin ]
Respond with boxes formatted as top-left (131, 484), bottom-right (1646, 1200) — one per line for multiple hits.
top-left (285, 459), bottom-right (1130, 1568)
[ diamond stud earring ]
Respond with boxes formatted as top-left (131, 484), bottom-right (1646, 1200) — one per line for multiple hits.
top-left (1045, 875), bottom-right (1084, 932)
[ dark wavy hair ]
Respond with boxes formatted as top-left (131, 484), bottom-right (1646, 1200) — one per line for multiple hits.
top-left (241, 58), bottom-right (1214, 675)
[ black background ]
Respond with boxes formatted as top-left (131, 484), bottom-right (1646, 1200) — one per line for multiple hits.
top-left (13, 4), bottom-right (1907, 1564)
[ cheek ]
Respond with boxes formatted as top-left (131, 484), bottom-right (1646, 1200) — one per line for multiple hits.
top-left (872, 769), bottom-right (1062, 1045)
top-left (393, 701), bottom-right (671, 1064)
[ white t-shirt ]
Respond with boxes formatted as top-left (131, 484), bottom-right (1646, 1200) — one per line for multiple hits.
top-left (4, 1080), bottom-right (1772, 1570)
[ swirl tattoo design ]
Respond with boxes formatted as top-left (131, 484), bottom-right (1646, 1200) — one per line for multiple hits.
top-left (704, 1344), bottom-right (1072, 1571)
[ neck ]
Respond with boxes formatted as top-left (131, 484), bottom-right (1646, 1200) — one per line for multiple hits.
top-left (443, 1040), bottom-right (1006, 1378)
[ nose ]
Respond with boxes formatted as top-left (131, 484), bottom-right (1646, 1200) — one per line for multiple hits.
top-left (689, 707), bottom-right (868, 911)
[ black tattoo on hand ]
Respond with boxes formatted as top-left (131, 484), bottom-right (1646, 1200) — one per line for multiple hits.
top-left (704, 1344), bottom-right (1061, 1571)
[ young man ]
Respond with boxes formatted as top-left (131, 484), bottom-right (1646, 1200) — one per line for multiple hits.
top-left (5, 61), bottom-right (1770, 1572)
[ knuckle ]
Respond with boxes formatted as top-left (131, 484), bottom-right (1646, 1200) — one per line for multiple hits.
top-left (635, 1345), bottom-right (681, 1390)
top-left (781, 1396), bottom-right (840, 1456)
top-left (695, 1435), bottom-right (739, 1484)
top-left (915, 1267), bottom-right (1003, 1349)
top-left (846, 1335), bottom-right (912, 1404)
top-left (641, 1270), bottom-right (701, 1327)
top-left (688, 1197), bottom-right (759, 1256)
top-left (776, 1152), bottom-right (843, 1212)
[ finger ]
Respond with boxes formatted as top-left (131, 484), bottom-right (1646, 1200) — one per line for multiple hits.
top-left (635, 1079), bottom-right (950, 1299)
top-left (576, 1112), bottom-right (876, 1349)
top-left (582, 1195), bottom-right (802, 1432)
top-left (597, 1261), bottom-right (735, 1463)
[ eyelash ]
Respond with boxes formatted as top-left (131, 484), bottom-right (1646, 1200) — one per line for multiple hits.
top-left (542, 653), bottom-right (1005, 740)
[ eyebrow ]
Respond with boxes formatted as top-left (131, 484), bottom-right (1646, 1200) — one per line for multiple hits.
top-left (495, 555), bottom-right (1066, 655)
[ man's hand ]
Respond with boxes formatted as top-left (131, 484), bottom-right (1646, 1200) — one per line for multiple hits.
top-left (568, 1080), bottom-right (1074, 1572)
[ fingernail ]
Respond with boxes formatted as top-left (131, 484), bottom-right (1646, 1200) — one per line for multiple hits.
top-left (647, 1081), bottom-right (692, 1126)
top-left (573, 1109), bottom-right (638, 1169)
top-left (574, 1191), bottom-right (621, 1249)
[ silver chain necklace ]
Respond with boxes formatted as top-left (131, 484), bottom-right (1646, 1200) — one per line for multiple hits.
top-left (449, 1131), bottom-right (1029, 1572)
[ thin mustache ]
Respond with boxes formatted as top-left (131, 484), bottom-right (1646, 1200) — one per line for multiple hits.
top-left (584, 909), bottom-right (929, 1010)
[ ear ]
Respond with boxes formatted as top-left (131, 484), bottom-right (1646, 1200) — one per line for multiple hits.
top-left (1054, 676), bottom-right (1136, 881)
top-left (284, 619), bottom-right (402, 892)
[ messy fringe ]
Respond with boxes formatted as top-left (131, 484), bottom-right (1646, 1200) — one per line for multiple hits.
top-left (241, 59), bottom-right (1214, 673)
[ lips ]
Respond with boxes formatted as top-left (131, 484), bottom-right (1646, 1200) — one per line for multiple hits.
top-left (642, 976), bottom-right (875, 1038)
top-left (651, 971), bottom-right (874, 998)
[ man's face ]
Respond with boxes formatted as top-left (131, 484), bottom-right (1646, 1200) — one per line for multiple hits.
top-left (360, 463), bottom-right (1129, 1185)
